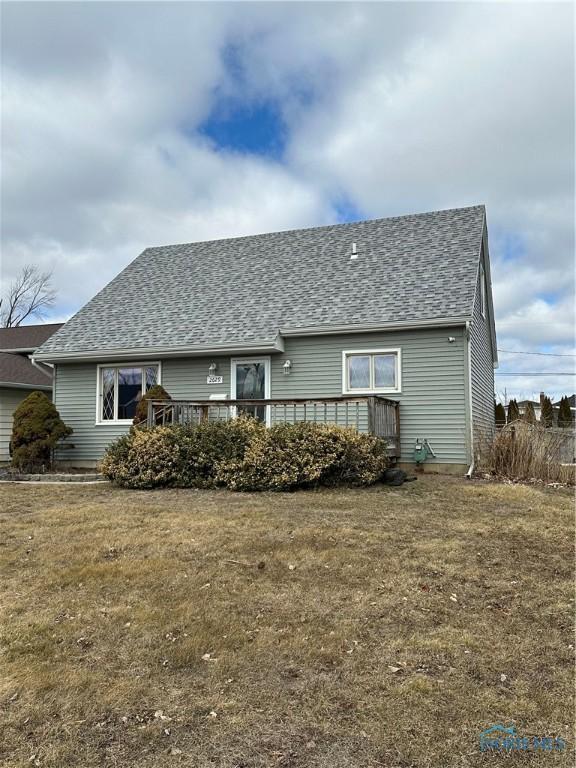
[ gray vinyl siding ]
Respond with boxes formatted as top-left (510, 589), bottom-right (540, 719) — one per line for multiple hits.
top-left (469, 253), bottom-right (496, 457)
top-left (0, 388), bottom-right (26, 463)
top-left (0, 387), bottom-right (53, 464)
top-left (54, 326), bottom-right (469, 465)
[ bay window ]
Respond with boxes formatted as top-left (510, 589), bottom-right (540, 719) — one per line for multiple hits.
top-left (97, 363), bottom-right (160, 423)
top-left (342, 349), bottom-right (400, 394)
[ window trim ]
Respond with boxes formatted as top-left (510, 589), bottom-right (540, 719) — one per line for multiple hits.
top-left (479, 263), bottom-right (486, 318)
top-left (342, 349), bottom-right (401, 395)
top-left (95, 361), bottom-right (162, 425)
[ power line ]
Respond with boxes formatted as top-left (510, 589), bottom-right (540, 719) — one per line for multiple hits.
top-left (497, 349), bottom-right (576, 357)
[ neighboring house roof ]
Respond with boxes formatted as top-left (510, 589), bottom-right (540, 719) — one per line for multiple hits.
top-left (553, 395), bottom-right (576, 408)
top-left (0, 323), bottom-right (64, 352)
top-left (0, 352), bottom-right (53, 389)
top-left (35, 205), bottom-right (489, 359)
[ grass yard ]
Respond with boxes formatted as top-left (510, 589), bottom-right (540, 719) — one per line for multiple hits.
top-left (0, 476), bottom-right (573, 767)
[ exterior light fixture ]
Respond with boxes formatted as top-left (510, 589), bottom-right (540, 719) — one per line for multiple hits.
top-left (448, 337), bottom-right (456, 343)
top-left (283, 360), bottom-right (292, 375)
top-left (208, 362), bottom-right (217, 374)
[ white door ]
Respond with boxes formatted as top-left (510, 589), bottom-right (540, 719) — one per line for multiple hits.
top-left (231, 358), bottom-right (271, 425)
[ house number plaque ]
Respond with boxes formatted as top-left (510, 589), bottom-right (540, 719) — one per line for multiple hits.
top-left (207, 375), bottom-right (224, 384)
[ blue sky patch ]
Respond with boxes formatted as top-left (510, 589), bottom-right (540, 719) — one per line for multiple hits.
top-left (199, 98), bottom-right (286, 159)
top-left (333, 196), bottom-right (365, 224)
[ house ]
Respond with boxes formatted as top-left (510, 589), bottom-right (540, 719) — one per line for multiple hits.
top-left (510, 399), bottom-right (542, 421)
top-left (33, 205), bottom-right (497, 472)
top-left (0, 323), bottom-right (63, 463)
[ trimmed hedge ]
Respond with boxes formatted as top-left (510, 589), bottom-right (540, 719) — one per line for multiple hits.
top-left (11, 391), bottom-right (72, 472)
top-left (100, 418), bottom-right (389, 491)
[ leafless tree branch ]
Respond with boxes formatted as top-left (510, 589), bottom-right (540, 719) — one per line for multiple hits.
top-left (1, 265), bottom-right (57, 327)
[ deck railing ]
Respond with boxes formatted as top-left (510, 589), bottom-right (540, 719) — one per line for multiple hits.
top-left (146, 396), bottom-right (400, 456)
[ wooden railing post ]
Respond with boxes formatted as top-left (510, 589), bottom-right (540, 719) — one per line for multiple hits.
top-left (367, 397), bottom-right (375, 435)
top-left (147, 399), bottom-right (153, 427)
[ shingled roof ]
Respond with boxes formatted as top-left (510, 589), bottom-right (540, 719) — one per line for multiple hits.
top-left (36, 206), bottom-right (487, 359)
top-left (0, 352), bottom-right (53, 388)
top-left (0, 323), bottom-right (63, 352)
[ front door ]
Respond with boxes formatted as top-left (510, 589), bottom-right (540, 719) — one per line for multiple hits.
top-left (231, 358), bottom-right (270, 424)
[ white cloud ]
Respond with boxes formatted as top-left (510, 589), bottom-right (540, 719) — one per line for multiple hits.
top-left (1, 1), bottom-right (574, 401)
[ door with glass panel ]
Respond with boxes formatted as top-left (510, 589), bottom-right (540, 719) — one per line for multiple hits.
top-left (232, 359), bottom-right (269, 424)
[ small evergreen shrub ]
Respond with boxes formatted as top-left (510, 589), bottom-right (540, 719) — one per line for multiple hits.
top-left (11, 391), bottom-right (72, 472)
top-left (101, 419), bottom-right (389, 492)
top-left (133, 384), bottom-right (172, 426)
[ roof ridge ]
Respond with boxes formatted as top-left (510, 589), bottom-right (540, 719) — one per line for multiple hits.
top-left (144, 204), bottom-right (486, 253)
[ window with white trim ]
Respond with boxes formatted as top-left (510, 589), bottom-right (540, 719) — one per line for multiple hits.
top-left (342, 350), bottom-right (400, 394)
top-left (98, 364), bottom-right (159, 422)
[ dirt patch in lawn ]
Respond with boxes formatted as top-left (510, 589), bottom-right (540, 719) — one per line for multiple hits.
top-left (0, 476), bottom-right (573, 767)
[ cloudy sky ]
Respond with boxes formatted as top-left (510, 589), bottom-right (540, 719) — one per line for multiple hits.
top-left (1, 1), bottom-right (574, 401)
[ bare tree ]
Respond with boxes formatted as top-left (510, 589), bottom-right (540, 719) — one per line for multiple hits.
top-left (0, 265), bottom-right (57, 327)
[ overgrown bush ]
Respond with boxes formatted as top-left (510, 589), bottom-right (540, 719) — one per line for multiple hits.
top-left (133, 384), bottom-right (172, 426)
top-left (101, 416), bottom-right (264, 489)
top-left (478, 421), bottom-right (574, 485)
top-left (11, 391), bottom-right (72, 472)
top-left (218, 421), bottom-right (388, 491)
top-left (101, 418), bottom-right (389, 491)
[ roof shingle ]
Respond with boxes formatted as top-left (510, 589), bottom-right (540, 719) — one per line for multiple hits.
top-left (0, 352), bottom-right (53, 388)
top-left (0, 323), bottom-right (63, 351)
top-left (36, 206), bottom-right (486, 356)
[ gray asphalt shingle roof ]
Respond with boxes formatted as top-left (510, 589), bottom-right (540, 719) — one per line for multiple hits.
top-left (37, 205), bottom-right (486, 356)
top-left (0, 352), bottom-right (53, 388)
top-left (0, 323), bottom-right (63, 351)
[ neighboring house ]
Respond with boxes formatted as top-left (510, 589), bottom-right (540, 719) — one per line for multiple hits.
top-left (512, 399), bottom-right (542, 421)
top-left (505, 395), bottom-right (576, 426)
top-left (0, 323), bottom-right (63, 463)
top-left (553, 394), bottom-right (576, 423)
top-left (34, 205), bottom-right (497, 472)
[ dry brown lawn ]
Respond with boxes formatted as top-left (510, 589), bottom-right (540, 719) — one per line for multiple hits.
top-left (0, 476), bottom-right (573, 767)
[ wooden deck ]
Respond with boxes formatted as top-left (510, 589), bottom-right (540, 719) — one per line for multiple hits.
top-left (146, 396), bottom-right (400, 458)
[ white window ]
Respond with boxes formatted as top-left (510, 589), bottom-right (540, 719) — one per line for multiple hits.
top-left (480, 263), bottom-right (486, 317)
top-left (342, 349), bottom-right (401, 394)
top-left (96, 363), bottom-right (160, 423)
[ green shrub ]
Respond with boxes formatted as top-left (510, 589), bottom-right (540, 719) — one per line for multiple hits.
top-left (218, 421), bottom-right (388, 491)
top-left (101, 418), bottom-right (389, 492)
top-left (11, 391), bottom-right (72, 472)
top-left (100, 426), bottom-right (182, 488)
top-left (133, 384), bottom-right (172, 426)
top-left (176, 416), bottom-right (265, 488)
top-left (101, 416), bottom-right (264, 489)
